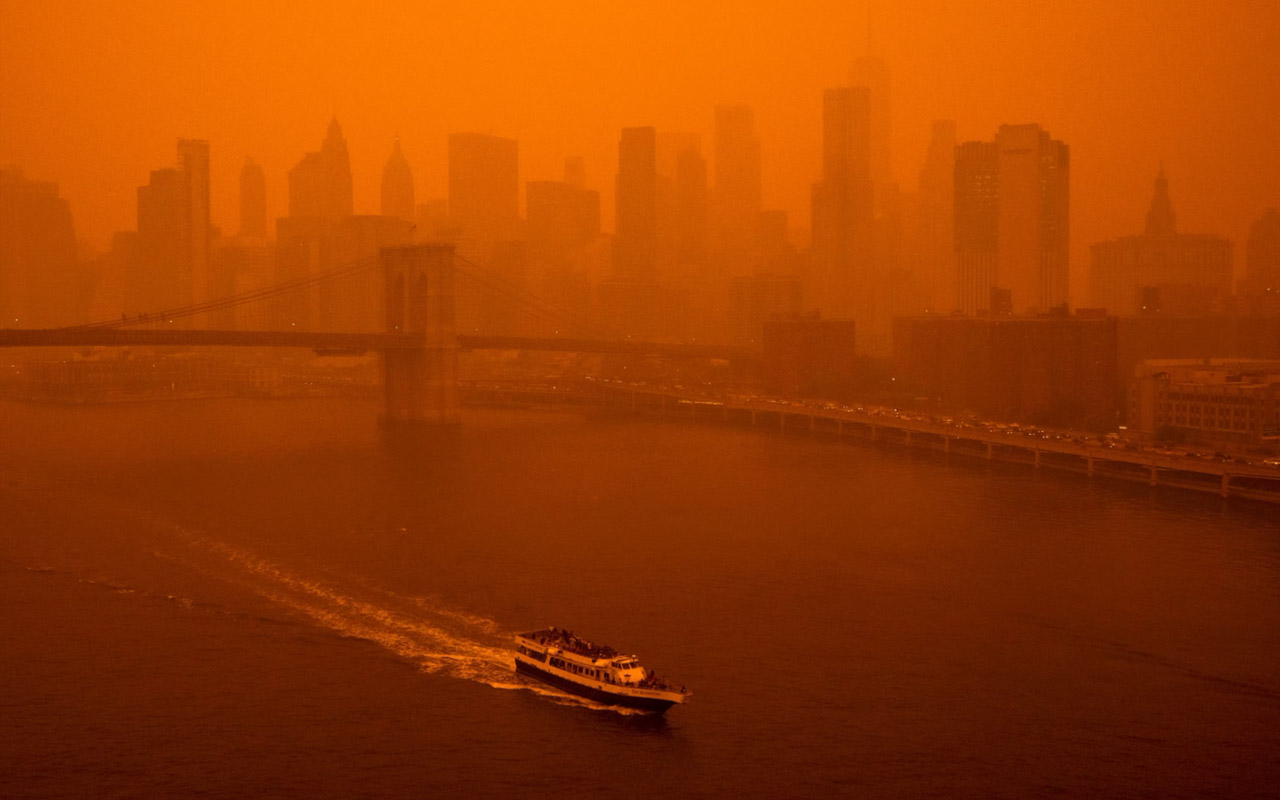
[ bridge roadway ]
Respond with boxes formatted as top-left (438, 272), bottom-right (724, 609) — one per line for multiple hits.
top-left (461, 381), bottom-right (1280, 503)
top-left (0, 329), bottom-right (755, 361)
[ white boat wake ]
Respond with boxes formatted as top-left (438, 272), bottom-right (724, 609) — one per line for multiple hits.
top-left (141, 518), bottom-right (648, 715)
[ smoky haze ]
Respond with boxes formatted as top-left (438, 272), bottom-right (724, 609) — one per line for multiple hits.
top-left (2, 0), bottom-right (1278, 303)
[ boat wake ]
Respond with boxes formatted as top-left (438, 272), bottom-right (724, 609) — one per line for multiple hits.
top-left (138, 519), bottom-right (649, 714)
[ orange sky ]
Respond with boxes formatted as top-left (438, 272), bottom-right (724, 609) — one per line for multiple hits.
top-left (2, 0), bottom-right (1278, 301)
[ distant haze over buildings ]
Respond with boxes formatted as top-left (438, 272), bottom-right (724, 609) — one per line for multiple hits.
top-left (1, 1), bottom-right (1278, 307)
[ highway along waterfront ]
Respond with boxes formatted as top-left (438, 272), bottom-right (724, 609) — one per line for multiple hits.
top-left (462, 380), bottom-right (1280, 504)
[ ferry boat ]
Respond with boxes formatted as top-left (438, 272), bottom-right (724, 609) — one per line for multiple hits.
top-left (514, 627), bottom-right (690, 713)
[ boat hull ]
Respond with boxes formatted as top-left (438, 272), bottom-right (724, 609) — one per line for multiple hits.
top-left (515, 658), bottom-right (681, 713)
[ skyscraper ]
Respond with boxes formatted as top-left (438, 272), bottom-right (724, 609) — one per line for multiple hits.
top-left (811, 86), bottom-right (873, 319)
top-left (288, 116), bottom-right (353, 221)
top-left (0, 168), bottom-right (77, 326)
top-left (656, 132), bottom-right (707, 278)
top-left (239, 157), bottom-right (266, 238)
top-left (177, 138), bottom-right (211, 317)
top-left (955, 124), bottom-right (1069, 315)
top-left (712, 104), bottom-right (762, 273)
top-left (134, 167), bottom-right (185, 314)
top-left (278, 118), bottom-right (356, 331)
top-left (849, 57), bottom-right (891, 194)
top-left (447, 132), bottom-right (518, 264)
top-left (614, 126), bottom-right (657, 283)
top-left (914, 120), bottom-right (956, 310)
top-left (381, 138), bottom-right (415, 222)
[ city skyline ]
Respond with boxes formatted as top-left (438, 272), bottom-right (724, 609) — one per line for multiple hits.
top-left (2, 1), bottom-right (1278, 305)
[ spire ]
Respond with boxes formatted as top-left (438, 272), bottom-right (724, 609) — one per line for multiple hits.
top-left (1145, 164), bottom-right (1177, 237)
top-left (323, 115), bottom-right (347, 156)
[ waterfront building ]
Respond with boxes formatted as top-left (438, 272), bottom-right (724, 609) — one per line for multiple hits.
top-left (762, 315), bottom-right (857, 397)
top-left (892, 314), bottom-right (1117, 428)
top-left (1129, 359), bottom-right (1280, 447)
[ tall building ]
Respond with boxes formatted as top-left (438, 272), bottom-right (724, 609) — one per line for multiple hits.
top-left (133, 167), bottom-right (186, 314)
top-left (177, 139), bottom-right (211, 318)
top-left (1089, 168), bottom-right (1233, 315)
top-left (526, 179), bottom-right (600, 259)
top-left (526, 165), bottom-right (601, 325)
top-left (656, 132), bottom-right (707, 279)
top-left (955, 124), bottom-right (1069, 315)
top-left (849, 57), bottom-right (891, 195)
top-left (0, 168), bottom-right (77, 326)
top-left (381, 138), bottom-right (415, 222)
top-left (913, 120), bottom-right (956, 310)
top-left (239, 157), bottom-right (267, 238)
top-left (1242, 207), bottom-right (1280, 313)
top-left (712, 104), bottom-right (762, 273)
top-left (614, 126), bottom-right (658, 283)
top-left (288, 116), bottom-right (353, 221)
top-left (447, 132), bottom-right (519, 264)
top-left (278, 118), bottom-right (356, 331)
top-left (810, 86), bottom-right (873, 319)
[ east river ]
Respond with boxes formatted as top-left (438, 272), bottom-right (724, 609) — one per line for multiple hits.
top-left (2, 398), bottom-right (1277, 798)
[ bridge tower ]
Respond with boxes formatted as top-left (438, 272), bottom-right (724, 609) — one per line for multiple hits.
top-left (381, 244), bottom-right (459, 424)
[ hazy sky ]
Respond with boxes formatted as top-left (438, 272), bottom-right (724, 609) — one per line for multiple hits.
top-left (3, 0), bottom-right (1278, 298)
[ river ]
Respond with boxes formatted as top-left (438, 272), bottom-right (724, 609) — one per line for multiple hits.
top-left (2, 398), bottom-right (1277, 798)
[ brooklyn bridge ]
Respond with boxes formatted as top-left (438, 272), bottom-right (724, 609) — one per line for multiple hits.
top-left (0, 244), bottom-right (755, 424)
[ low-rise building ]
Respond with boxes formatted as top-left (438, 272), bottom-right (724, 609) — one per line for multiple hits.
top-left (1129, 359), bottom-right (1280, 447)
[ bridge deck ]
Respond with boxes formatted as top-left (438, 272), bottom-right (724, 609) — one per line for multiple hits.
top-left (0, 329), bottom-right (757, 361)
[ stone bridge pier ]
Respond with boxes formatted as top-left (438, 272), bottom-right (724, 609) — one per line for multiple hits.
top-left (381, 244), bottom-right (458, 425)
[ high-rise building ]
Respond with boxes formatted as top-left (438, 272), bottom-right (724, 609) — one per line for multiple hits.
top-left (811, 86), bottom-right (873, 319)
top-left (913, 120), bottom-right (956, 310)
top-left (239, 157), bottom-right (267, 238)
top-left (526, 180), bottom-right (600, 259)
top-left (600, 126), bottom-right (662, 336)
top-left (526, 165), bottom-right (601, 325)
top-left (381, 138), bottom-right (415, 222)
top-left (614, 126), bottom-right (657, 283)
top-left (177, 139), bottom-right (211, 318)
top-left (849, 57), bottom-right (891, 194)
top-left (278, 118), bottom-right (356, 331)
top-left (447, 132), bottom-right (518, 264)
top-left (712, 104), bottom-right (762, 273)
top-left (656, 132), bottom-right (707, 279)
top-left (1089, 168), bottom-right (1233, 315)
top-left (133, 167), bottom-right (186, 314)
top-left (955, 124), bottom-right (1069, 315)
top-left (0, 168), bottom-right (77, 326)
top-left (288, 117), bottom-right (353, 221)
